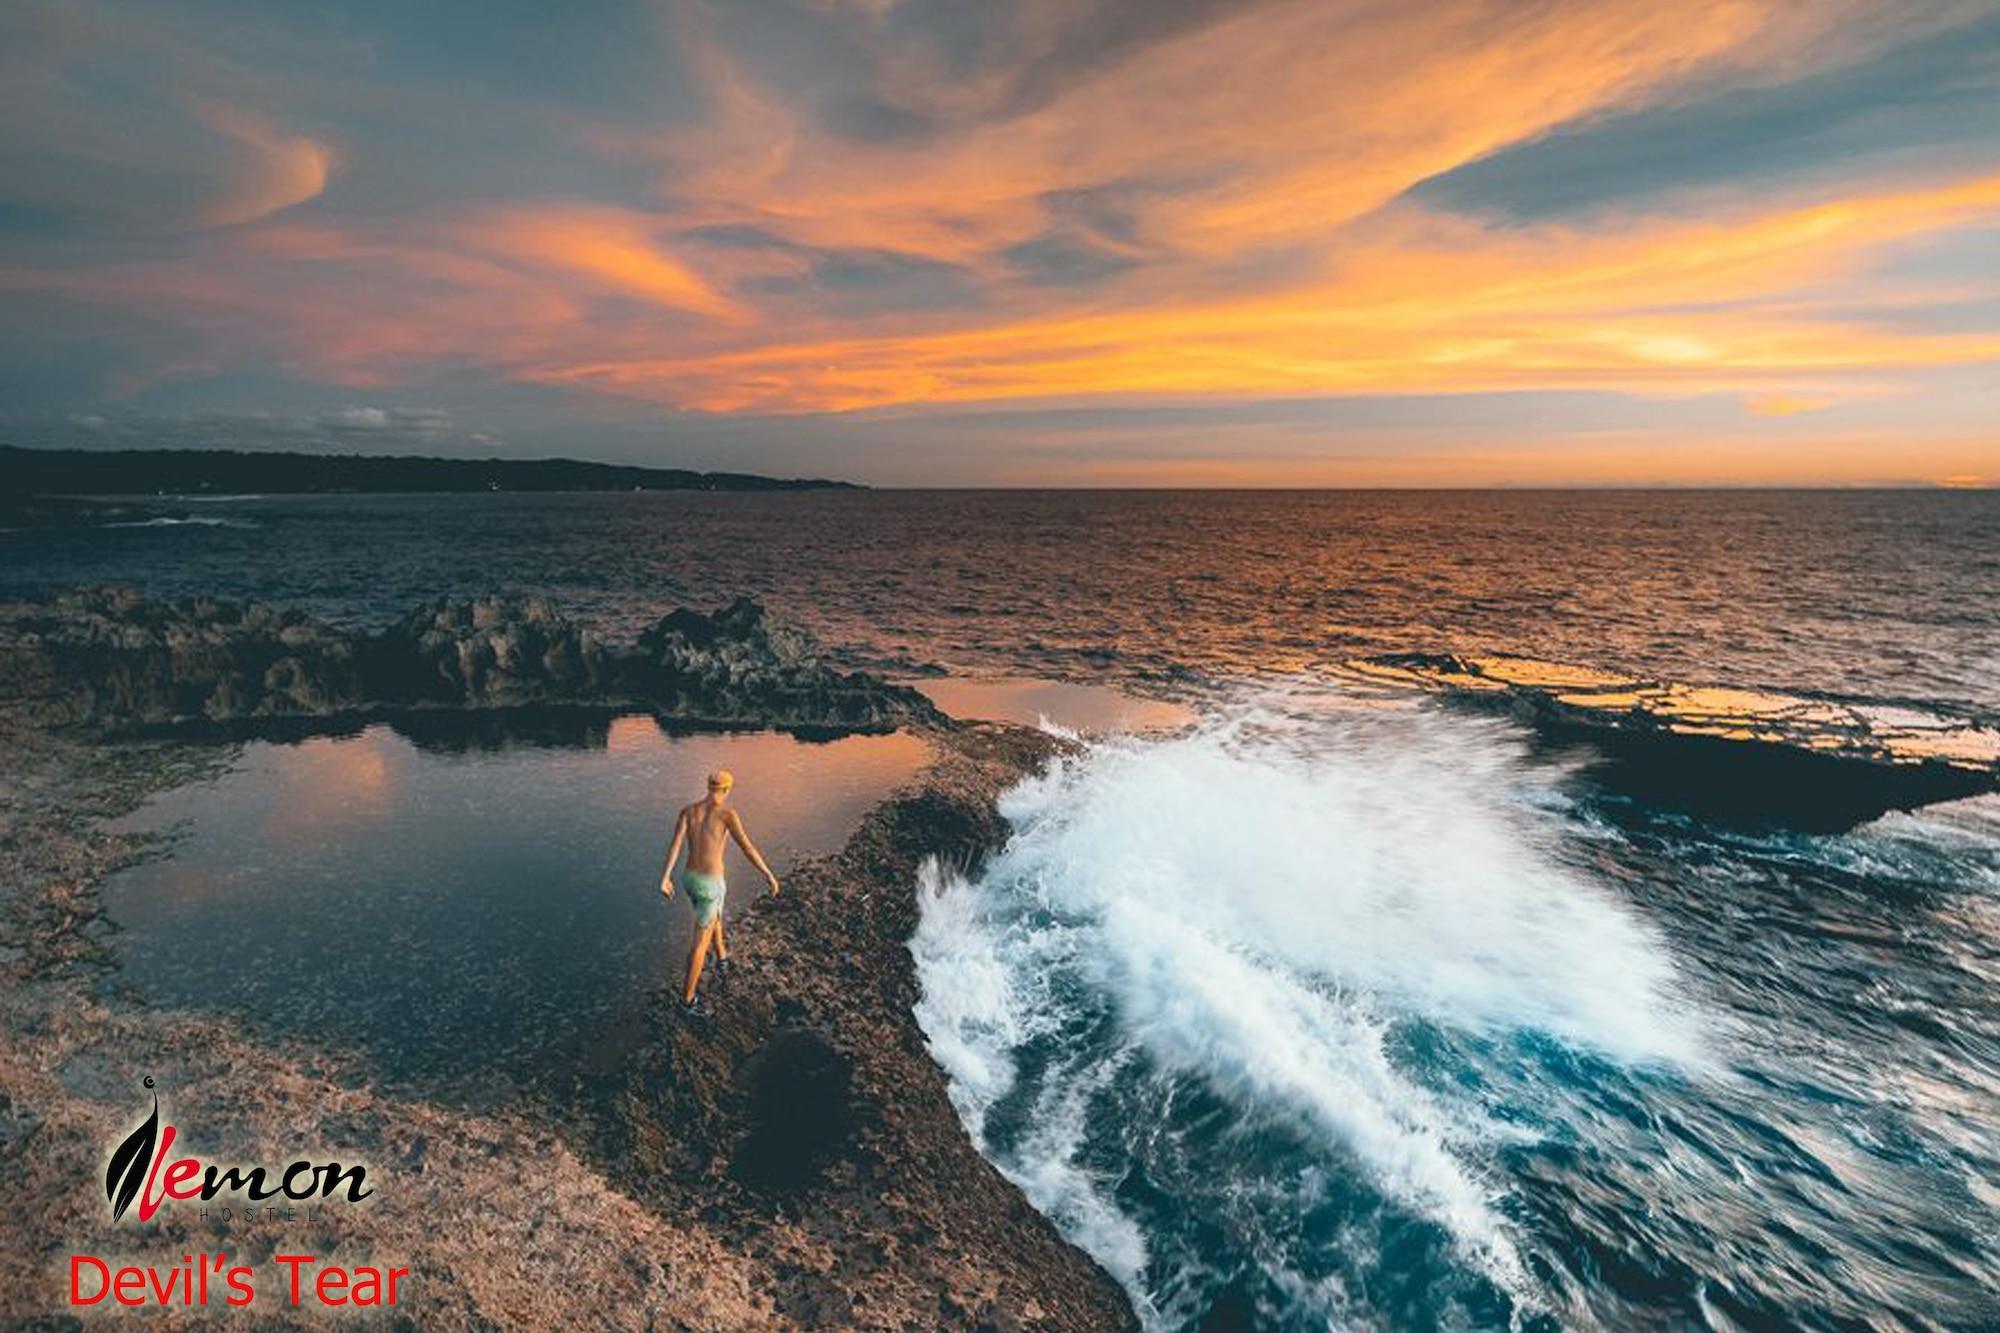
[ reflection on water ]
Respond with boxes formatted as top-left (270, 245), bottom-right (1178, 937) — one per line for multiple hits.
top-left (99, 716), bottom-right (930, 1101)
top-left (1349, 654), bottom-right (2000, 769)
top-left (910, 675), bottom-right (1196, 734)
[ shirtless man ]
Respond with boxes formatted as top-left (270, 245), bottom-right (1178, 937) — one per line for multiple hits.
top-left (659, 769), bottom-right (780, 1008)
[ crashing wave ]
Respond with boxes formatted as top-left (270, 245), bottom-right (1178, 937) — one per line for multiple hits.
top-left (913, 707), bottom-right (1700, 1327)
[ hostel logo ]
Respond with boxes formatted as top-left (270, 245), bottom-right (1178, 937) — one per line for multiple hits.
top-left (103, 1079), bottom-right (160, 1222)
top-left (72, 1080), bottom-right (403, 1310)
top-left (103, 1077), bottom-right (375, 1224)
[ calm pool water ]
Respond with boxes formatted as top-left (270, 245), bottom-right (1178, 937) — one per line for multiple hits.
top-left (99, 715), bottom-right (930, 1101)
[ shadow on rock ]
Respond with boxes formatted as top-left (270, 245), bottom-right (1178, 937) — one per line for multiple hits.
top-left (730, 1026), bottom-right (857, 1196)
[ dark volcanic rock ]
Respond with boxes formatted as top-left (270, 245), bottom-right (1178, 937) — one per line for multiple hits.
top-left (0, 587), bottom-right (367, 727)
top-left (1351, 652), bottom-right (2000, 831)
top-left (377, 595), bottom-right (617, 706)
top-left (633, 597), bottom-right (923, 729)
top-left (0, 588), bottom-right (940, 734)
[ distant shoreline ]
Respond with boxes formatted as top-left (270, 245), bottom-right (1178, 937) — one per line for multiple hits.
top-left (0, 444), bottom-right (860, 497)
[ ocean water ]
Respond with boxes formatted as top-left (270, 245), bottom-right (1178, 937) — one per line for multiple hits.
top-left (911, 704), bottom-right (1999, 1330)
top-left (5, 489), bottom-right (1995, 714)
top-left (10, 489), bottom-right (1999, 1329)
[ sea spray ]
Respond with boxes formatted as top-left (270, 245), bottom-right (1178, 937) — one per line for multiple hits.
top-left (1009, 708), bottom-right (1695, 1057)
top-left (912, 703), bottom-right (1700, 1327)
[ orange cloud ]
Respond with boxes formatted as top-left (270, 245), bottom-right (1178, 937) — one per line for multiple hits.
top-left (196, 103), bottom-right (334, 228)
top-left (1742, 393), bottom-right (1834, 418)
top-left (516, 170), bottom-right (2000, 412)
top-left (488, 2), bottom-right (2000, 413)
top-left (469, 208), bottom-right (746, 322)
top-left (637, 0), bottom-right (1886, 266)
top-left (17, 157), bottom-right (1997, 418)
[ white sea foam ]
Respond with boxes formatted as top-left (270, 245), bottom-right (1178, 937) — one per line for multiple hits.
top-left (914, 857), bottom-right (1160, 1309)
top-left (1012, 708), bottom-right (1695, 1062)
top-left (911, 703), bottom-right (1700, 1316)
top-left (913, 858), bottom-right (1033, 1111)
top-left (104, 515), bottom-right (257, 528)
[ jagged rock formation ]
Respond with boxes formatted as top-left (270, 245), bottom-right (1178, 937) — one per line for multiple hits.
top-left (382, 596), bottom-right (619, 707)
top-left (0, 588), bottom-right (369, 727)
top-left (631, 598), bottom-right (914, 729)
top-left (1349, 652), bottom-right (2000, 831)
top-left (0, 588), bottom-right (938, 734)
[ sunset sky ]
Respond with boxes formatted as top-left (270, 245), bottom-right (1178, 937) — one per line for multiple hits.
top-left (3, 0), bottom-right (1997, 485)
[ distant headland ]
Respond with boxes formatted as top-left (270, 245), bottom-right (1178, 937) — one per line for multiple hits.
top-left (0, 445), bottom-right (860, 498)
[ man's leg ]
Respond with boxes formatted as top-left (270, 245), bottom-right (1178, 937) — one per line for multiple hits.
top-left (714, 915), bottom-right (729, 961)
top-left (683, 917), bottom-right (718, 1004)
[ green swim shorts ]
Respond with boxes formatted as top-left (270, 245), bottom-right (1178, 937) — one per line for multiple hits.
top-left (681, 870), bottom-right (727, 924)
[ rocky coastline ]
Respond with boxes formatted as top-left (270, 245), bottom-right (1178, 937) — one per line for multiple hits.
top-left (0, 592), bottom-right (1136, 1330)
top-left (1349, 652), bottom-right (2000, 831)
top-left (0, 588), bottom-right (939, 735)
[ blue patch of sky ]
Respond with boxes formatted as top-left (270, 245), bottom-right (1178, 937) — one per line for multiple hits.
top-left (1410, 14), bottom-right (2000, 223)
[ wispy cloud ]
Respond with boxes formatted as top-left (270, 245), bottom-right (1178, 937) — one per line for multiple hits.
top-left (0, 0), bottom-right (1995, 482)
top-left (193, 102), bottom-right (333, 227)
top-left (0, 1), bottom-right (334, 233)
top-left (470, 207), bottom-right (746, 321)
top-left (511, 170), bottom-right (2000, 412)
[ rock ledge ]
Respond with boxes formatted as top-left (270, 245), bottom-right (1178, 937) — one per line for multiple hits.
top-left (0, 588), bottom-right (938, 734)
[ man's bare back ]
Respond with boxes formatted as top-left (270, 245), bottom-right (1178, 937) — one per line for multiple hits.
top-left (679, 798), bottom-right (742, 878)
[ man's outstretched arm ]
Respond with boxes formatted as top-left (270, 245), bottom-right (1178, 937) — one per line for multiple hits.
top-left (659, 809), bottom-right (688, 895)
top-left (727, 812), bottom-right (781, 895)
